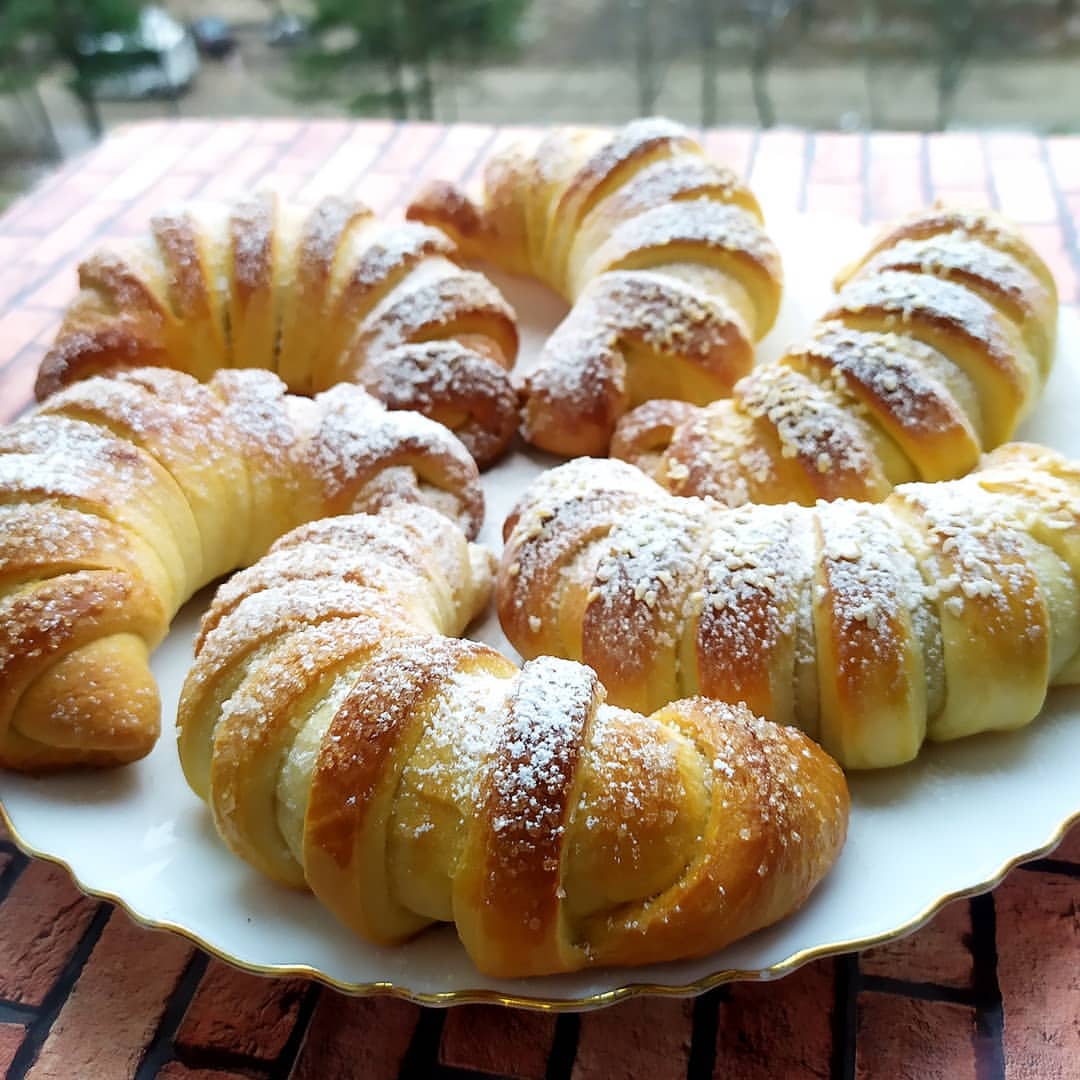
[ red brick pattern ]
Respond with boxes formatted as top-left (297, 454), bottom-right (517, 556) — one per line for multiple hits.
top-left (156, 1065), bottom-right (250, 1080)
top-left (0, 860), bottom-right (98, 1006)
top-left (856, 996), bottom-right (979, 1080)
top-left (996, 870), bottom-right (1080, 1080)
top-left (291, 994), bottom-right (418, 1079)
top-left (712, 961), bottom-right (835, 1078)
top-left (440, 1004), bottom-right (556, 1078)
top-left (859, 899), bottom-right (974, 988)
top-left (174, 962), bottom-right (308, 1063)
top-left (572, 997), bottom-right (694, 1080)
top-left (25, 910), bottom-right (192, 1080)
top-left (0, 1026), bottom-right (26, 1076)
top-left (0, 122), bottom-right (1078, 1077)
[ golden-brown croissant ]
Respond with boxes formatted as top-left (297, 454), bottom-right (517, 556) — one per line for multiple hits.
top-left (407, 117), bottom-right (783, 456)
top-left (498, 444), bottom-right (1080, 769)
top-left (177, 504), bottom-right (848, 977)
top-left (36, 193), bottom-right (520, 467)
top-left (612, 207), bottom-right (1056, 504)
top-left (0, 367), bottom-right (483, 771)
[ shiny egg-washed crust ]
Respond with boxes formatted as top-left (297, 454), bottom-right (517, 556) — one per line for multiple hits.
top-left (498, 444), bottom-right (1080, 770)
top-left (0, 367), bottom-right (484, 772)
top-left (177, 504), bottom-right (848, 977)
top-left (36, 193), bottom-right (520, 468)
top-left (612, 206), bottom-right (1057, 505)
top-left (407, 117), bottom-right (783, 456)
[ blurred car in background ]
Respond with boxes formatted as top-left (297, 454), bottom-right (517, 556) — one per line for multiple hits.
top-left (267, 14), bottom-right (309, 49)
top-left (190, 17), bottom-right (238, 60)
top-left (77, 7), bottom-right (199, 100)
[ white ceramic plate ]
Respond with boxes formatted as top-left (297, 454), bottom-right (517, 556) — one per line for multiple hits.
top-left (2, 213), bottom-right (1079, 1011)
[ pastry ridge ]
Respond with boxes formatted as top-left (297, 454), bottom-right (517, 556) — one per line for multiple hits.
top-left (177, 503), bottom-right (849, 976)
top-left (612, 206), bottom-right (1056, 504)
top-left (498, 444), bottom-right (1080, 769)
top-left (37, 193), bottom-right (520, 467)
top-left (407, 117), bottom-right (783, 455)
top-left (0, 367), bottom-right (483, 770)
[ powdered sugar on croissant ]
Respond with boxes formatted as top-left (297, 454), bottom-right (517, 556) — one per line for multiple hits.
top-left (613, 206), bottom-right (1057, 504)
top-left (408, 117), bottom-right (783, 455)
top-left (177, 504), bottom-right (848, 977)
top-left (499, 445), bottom-right (1080, 769)
top-left (37, 193), bottom-right (520, 467)
top-left (0, 367), bottom-right (483, 771)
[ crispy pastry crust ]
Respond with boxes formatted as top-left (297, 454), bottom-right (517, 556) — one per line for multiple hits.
top-left (612, 206), bottom-right (1056, 504)
top-left (37, 194), bottom-right (520, 467)
top-left (408, 118), bottom-right (783, 455)
top-left (0, 367), bottom-right (483, 770)
top-left (178, 505), bottom-right (848, 976)
top-left (499, 445), bottom-right (1080, 769)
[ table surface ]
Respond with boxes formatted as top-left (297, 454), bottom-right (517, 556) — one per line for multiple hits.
top-left (0, 119), bottom-right (1078, 1080)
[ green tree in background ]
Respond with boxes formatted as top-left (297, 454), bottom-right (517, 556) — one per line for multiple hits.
top-left (293, 0), bottom-right (530, 120)
top-left (0, 0), bottom-right (140, 138)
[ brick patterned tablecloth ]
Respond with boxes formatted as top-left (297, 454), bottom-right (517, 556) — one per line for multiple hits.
top-left (0, 121), bottom-right (1078, 1079)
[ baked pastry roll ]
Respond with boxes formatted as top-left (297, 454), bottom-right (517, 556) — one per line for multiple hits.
top-left (613, 207), bottom-right (1056, 504)
top-left (37, 193), bottom-right (519, 466)
top-left (408, 117), bottom-right (782, 455)
top-left (499, 444), bottom-right (1080, 768)
top-left (178, 504), bottom-right (848, 976)
top-left (0, 367), bottom-right (482, 770)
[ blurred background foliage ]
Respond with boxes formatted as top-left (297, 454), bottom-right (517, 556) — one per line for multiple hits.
top-left (0, 0), bottom-right (142, 141)
top-left (0, 0), bottom-right (1078, 202)
top-left (290, 0), bottom-right (530, 118)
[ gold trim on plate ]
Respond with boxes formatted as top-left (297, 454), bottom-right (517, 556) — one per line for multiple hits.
top-left (0, 796), bottom-right (1076, 1012)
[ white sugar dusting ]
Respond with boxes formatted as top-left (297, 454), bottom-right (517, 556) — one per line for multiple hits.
top-left (526, 270), bottom-right (746, 416)
top-left (636, 211), bottom-right (1047, 507)
top-left (403, 671), bottom-right (509, 813)
top-left (230, 194), bottom-right (274, 292)
top-left (735, 363), bottom-right (874, 483)
top-left (804, 322), bottom-right (978, 440)
top-left (598, 200), bottom-right (779, 270)
top-left (486, 656), bottom-right (595, 858)
top-left (588, 156), bottom-right (743, 226)
top-left (587, 505), bottom-right (705, 688)
top-left (502, 452), bottom-right (1080, 752)
top-left (305, 383), bottom-right (472, 492)
top-left (300, 196), bottom-right (366, 273)
top-left (834, 270), bottom-right (1006, 357)
top-left (358, 268), bottom-right (512, 355)
top-left (337, 222), bottom-right (450, 310)
top-left (860, 233), bottom-right (1042, 310)
top-left (565, 116), bottom-right (691, 209)
top-left (698, 503), bottom-right (810, 676)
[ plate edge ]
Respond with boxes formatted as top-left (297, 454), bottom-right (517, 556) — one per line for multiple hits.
top-left (0, 794), bottom-right (1076, 1012)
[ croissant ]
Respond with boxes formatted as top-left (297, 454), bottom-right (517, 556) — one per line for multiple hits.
top-left (177, 503), bottom-right (848, 977)
top-left (498, 444), bottom-right (1080, 769)
top-left (0, 367), bottom-right (483, 772)
top-left (407, 117), bottom-right (783, 456)
top-left (36, 193), bottom-right (520, 467)
top-left (612, 206), bottom-right (1057, 505)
